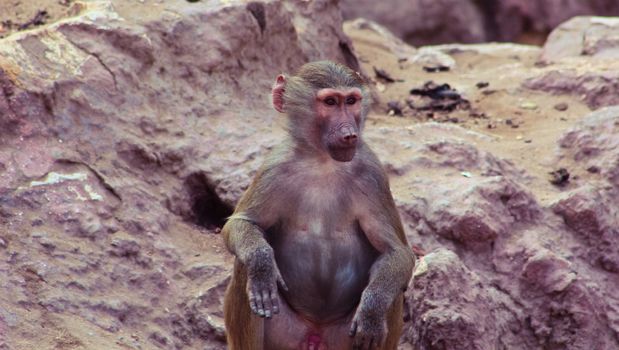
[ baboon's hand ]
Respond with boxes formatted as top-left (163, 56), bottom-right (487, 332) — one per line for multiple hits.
top-left (246, 246), bottom-right (288, 318)
top-left (349, 305), bottom-right (387, 350)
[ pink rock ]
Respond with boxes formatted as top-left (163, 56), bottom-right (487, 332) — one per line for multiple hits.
top-left (521, 250), bottom-right (576, 294)
top-left (552, 184), bottom-right (619, 273)
top-left (542, 16), bottom-right (619, 62)
top-left (524, 70), bottom-right (619, 109)
top-left (340, 0), bottom-right (486, 46)
top-left (341, 1), bottom-right (619, 44)
top-left (558, 106), bottom-right (619, 185)
top-left (11, 138), bottom-right (54, 178)
top-left (403, 249), bottom-right (508, 349)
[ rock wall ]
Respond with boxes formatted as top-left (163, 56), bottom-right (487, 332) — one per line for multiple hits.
top-left (0, 0), bottom-right (357, 348)
top-left (340, 0), bottom-right (619, 45)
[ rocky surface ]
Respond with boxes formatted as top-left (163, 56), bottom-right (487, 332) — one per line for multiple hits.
top-left (541, 16), bottom-right (619, 61)
top-left (488, 0), bottom-right (619, 42)
top-left (340, 0), bottom-right (619, 45)
top-left (1, 1), bottom-right (619, 350)
top-left (340, 0), bottom-right (486, 46)
top-left (0, 0), bottom-right (355, 349)
top-left (524, 18), bottom-right (619, 109)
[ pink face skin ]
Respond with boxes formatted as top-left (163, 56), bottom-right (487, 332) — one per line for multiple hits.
top-left (315, 88), bottom-right (363, 162)
top-left (272, 74), bottom-right (364, 162)
top-left (315, 88), bottom-right (363, 121)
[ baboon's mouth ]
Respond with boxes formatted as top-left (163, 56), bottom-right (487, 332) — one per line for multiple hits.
top-left (328, 146), bottom-right (356, 162)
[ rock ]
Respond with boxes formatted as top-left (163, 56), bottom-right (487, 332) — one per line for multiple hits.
top-left (524, 69), bottom-right (619, 109)
top-left (542, 17), bottom-right (619, 62)
top-left (340, 0), bottom-right (486, 46)
top-left (491, 226), bottom-right (619, 349)
top-left (402, 249), bottom-right (511, 349)
top-left (488, 1), bottom-right (619, 42)
top-left (551, 185), bottom-right (619, 273)
top-left (343, 18), bottom-right (416, 61)
top-left (3, 0), bottom-right (619, 348)
top-left (182, 262), bottom-right (225, 280)
top-left (87, 298), bottom-right (150, 326)
top-left (341, 1), bottom-right (619, 44)
top-left (549, 168), bottom-right (570, 187)
top-left (524, 280), bottom-right (617, 350)
top-left (521, 250), bottom-right (576, 294)
top-left (109, 238), bottom-right (140, 257)
top-left (372, 128), bottom-right (539, 249)
top-left (552, 185), bottom-right (613, 238)
top-left (424, 176), bottom-right (540, 249)
top-left (557, 106), bottom-right (619, 185)
top-left (409, 47), bottom-right (456, 71)
top-left (159, 277), bottom-right (229, 347)
top-left (367, 115), bottom-right (619, 348)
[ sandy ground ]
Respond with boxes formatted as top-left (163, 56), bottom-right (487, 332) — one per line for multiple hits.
top-left (0, 0), bottom-right (79, 38)
top-left (345, 27), bottom-right (591, 207)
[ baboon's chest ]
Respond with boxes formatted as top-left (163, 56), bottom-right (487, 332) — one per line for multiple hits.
top-left (267, 183), bottom-right (378, 322)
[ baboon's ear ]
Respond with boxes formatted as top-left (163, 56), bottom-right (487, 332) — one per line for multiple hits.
top-left (272, 74), bottom-right (286, 113)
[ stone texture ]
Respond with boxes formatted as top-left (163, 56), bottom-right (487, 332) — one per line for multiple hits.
top-left (340, 0), bottom-right (619, 44)
top-left (552, 185), bottom-right (619, 273)
top-left (2, 1), bottom-right (619, 350)
top-left (524, 17), bottom-right (619, 109)
top-left (524, 69), bottom-right (619, 110)
top-left (542, 16), bottom-right (619, 62)
top-left (343, 18), bottom-right (417, 61)
top-left (0, 0), bottom-right (358, 348)
top-left (404, 250), bottom-right (504, 350)
top-left (557, 106), bottom-right (619, 185)
top-left (364, 121), bottom-right (619, 349)
top-left (340, 0), bottom-right (487, 46)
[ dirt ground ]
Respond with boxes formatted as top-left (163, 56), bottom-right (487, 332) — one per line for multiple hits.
top-left (0, 0), bottom-right (78, 38)
top-left (345, 27), bottom-right (591, 208)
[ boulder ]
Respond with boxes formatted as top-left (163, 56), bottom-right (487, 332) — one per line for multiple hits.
top-left (489, 0), bottom-right (619, 41)
top-left (541, 16), bottom-right (619, 62)
top-left (343, 18), bottom-right (417, 61)
top-left (340, 0), bottom-right (619, 44)
top-left (557, 106), bottom-right (619, 185)
top-left (552, 185), bottom-right (619, 272)
top-left (524, 69), bottom-right (619, 109)
top-left (403, 249), bottom-right (523, 349)
top-left (340, 0), bottom-right (486, 46)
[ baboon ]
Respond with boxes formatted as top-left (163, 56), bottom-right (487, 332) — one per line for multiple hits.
top-left (223, 61), bottom-right (414, 350)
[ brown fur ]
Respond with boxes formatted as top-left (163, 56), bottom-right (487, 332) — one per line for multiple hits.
top-left (224, 261), bottom-right (263, 349)
top-left (223, 61), bottom-right (414, 350)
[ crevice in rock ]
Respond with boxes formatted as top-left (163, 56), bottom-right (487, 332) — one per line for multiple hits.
top-left (65, 40), bottom-right (118, 90)
top-left (489, 281), bottom-right (526, 310)
top-left (184, 172), bottom-right (233, 230)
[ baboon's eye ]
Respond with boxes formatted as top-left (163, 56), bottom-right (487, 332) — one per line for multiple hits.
top-left (346, 96), bottom-right (357, 105)
top-left (324, 97), bottom-right (337, 106)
